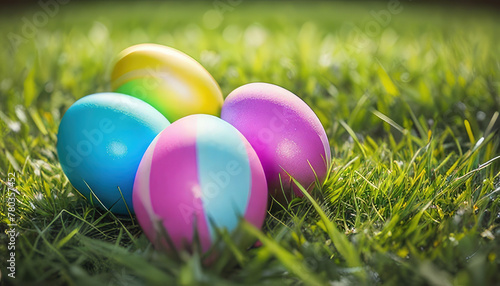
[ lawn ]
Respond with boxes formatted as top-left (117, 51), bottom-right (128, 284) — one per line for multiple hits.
top-left (1, 1), bottom-right (500, 285)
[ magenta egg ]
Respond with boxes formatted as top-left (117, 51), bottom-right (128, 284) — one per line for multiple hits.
top-left (133, 114), bottom-right (268, 253)
top-left (221, 83), bottom-right (331, 199)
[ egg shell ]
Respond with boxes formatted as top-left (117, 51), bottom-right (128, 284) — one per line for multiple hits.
top-left (221, 83), bottom-right (331, 199)
top-left (133, 114), bottom-right (267, 253)
top-left (111, 43), bottom-right (224, 122)
top-left (57, 92), bottom-right (170, 214)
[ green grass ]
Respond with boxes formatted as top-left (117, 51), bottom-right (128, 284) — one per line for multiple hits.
top-left (1, 1), bottom-right (500, 285)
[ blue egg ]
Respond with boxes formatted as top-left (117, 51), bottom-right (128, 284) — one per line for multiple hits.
top-left (57, 92), bottom-right (170, 214)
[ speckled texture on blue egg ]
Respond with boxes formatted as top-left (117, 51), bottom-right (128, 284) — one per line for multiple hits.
top-left (57, 92), bottom-right (170, 214)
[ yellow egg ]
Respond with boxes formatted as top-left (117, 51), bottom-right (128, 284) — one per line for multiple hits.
top-left (111, 43), bottom-right (223, 122)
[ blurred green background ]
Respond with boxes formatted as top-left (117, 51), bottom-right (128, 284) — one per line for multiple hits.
top-left (1, 1), bottom-right (499, 141)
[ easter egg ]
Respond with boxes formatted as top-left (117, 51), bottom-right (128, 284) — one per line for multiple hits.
top-left (57, 92), bottom-right (170, 214)
top-left (221, 83), bottom-right (331, 200)
top-left (133, 114), bottom-right (267, 253)
top-left (110, 43), bottom-right (224, 122)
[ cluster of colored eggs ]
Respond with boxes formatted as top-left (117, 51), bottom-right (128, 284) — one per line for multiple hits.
top-left (57, 43), bottom-right (330, 253)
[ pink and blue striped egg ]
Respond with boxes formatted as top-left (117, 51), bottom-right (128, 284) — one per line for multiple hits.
top-left (133, 114), bottom-right (268, 253)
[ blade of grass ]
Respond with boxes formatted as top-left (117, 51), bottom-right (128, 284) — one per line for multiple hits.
top-left (290, 176), bottom-right (366, 281)
top-left (240, 220), bottom-right (326, 286)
